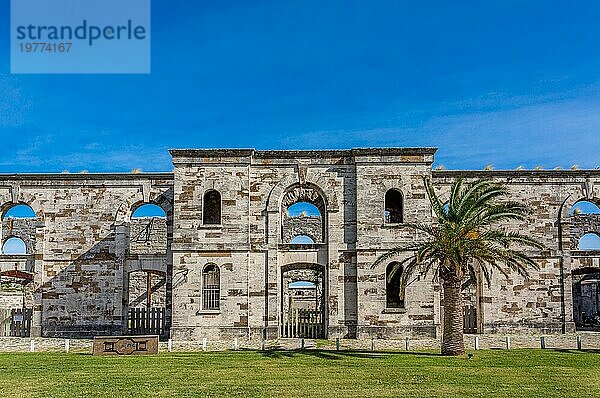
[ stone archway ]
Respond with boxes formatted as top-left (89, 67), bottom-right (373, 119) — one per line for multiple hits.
top-left (281, 263), bottom-right (326, 339)
top-left (281, 185), bottom-right (326, 244)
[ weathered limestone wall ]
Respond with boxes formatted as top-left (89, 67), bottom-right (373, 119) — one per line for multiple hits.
top-left (354, 151), bottom-right (438, 338)
top-left (170, 150), bottom-right (600, 340)
top-left (432, 170), bottom-right (600, 334)
top-left (170, 150), bottom-right (350, 338)
top-left (1, 149), bottom-right (599, 341)
top-left (0, 290), bottom-right (24, 309)
top-left (0, 174), bottom-right (173, 337)
top-left (169, 152), bottom-right (252, 339)
top-left (282, 215), bottom-right (323, 243)
top-left (127, 271), bottom-right (166, 308)
top-left (569, 214), bottom-right (600, 249)
top-left (170, 148), bottom-right (438, 340)
top-left (129, 217), bottom-right (168, 255)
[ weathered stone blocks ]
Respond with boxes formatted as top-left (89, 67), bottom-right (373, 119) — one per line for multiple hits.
top-left (0, 150), bottom-right (598, 340)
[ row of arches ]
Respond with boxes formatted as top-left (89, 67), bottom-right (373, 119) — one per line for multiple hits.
top-left (380, 199), bottom-right (600, 310)
top-left (0, 202), bottom-right (169, 256)
top-left (1, 203), bottom-right (169, 221)
top-left (2, 191), bottom-right (598, 220)
top-left (1, 186), bottom-right (398, 250)
top-left (3, 195), bottom-right (600, 252)
top-left (141, 194), bottom-right (600, 231)
top-left (1, 202), bottom-right (172, 221)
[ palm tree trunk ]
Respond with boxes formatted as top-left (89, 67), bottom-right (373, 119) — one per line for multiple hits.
top-left (441, 279), bottom-right (465, 356)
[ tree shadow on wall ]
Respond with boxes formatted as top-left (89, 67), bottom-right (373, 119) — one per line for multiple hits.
top-left (41, 222), bottom-right (169, 339)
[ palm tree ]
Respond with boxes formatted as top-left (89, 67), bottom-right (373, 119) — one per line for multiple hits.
top-left (373, 177), bottom-right (544, 356)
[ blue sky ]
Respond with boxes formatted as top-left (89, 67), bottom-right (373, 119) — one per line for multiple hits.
top-left (0, 1), bottom-right (599, 172)
top-left (2, 237), bottom-right (27, 254)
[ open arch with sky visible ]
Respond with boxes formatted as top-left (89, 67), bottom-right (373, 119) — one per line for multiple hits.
top-left (132, 204), bottom-right (167, 218)
top-left (2, 237), bottom-right (27, 255)
top-left (3, 204), bottom-right (35, 219)
top-left (579, 233), bottom-right (600, 251)
top-left (287, 202), bottom-right (321, 217)
top-left (571, 201), bottom-right (600, 215)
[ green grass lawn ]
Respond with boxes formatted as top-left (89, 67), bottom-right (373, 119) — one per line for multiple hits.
top-left (0, 349), bottom-right (598, 397)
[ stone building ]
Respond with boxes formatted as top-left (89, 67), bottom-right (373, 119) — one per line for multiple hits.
top-left (0, 147), bottom-right (599, 340)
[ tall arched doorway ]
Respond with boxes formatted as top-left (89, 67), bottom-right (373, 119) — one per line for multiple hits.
top-left (126, 202), bottom-right (169, 338)
top-left (281, 264), bottom-right (326, 339)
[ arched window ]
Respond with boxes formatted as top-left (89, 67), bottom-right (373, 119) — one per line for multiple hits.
top-left (384, 189), bottom-right (403, 224)
top-left (2, 237), bottom-right (27, 255)
top-left (290, 235), bottom-right (315, 244)
top-left (203, 190), bottom-right (221, 225)
top-left (131, 203), bottom-right (166, 218)
top-left (3, 204), bottom-right (35, 219)
top-left (386, 262), bottom-right (404, 308)
top-left (203, 264), bottom-right (220, 310)
top-left (571, 201), bottom-right (600, 215)
top-left (579, 233), bottom-right (600, 250)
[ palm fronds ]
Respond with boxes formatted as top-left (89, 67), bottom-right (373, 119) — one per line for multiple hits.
top-left (373, 176), bottom-right (544, 286)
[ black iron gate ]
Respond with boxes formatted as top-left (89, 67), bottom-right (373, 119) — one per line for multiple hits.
top-left (127, 307), bottom-right (166, 337)
top-left (1, 308), bottom-right (32, 337)
top-left (463, 306), bottom-right (478, 334)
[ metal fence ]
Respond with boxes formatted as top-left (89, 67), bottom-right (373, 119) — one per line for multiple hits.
top-left (127, 307), bottom-right (166, 337)
top-left (282, 308), bottom-right (325, 339)
top-left (1, 308), bottom-right (32, 337)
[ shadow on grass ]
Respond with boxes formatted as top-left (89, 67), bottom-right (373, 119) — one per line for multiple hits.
top-left (551, 349), bottom-right (600, 354)
top-left (249, 349), bottom-right (443, 360)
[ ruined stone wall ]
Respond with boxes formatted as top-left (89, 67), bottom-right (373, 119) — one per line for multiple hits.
top-left (432, 170), bottom-right (600, 334)
top-left (569, 214), bottom-right (600, 249)
top-left (171, 149), bottom-right (600, 339)
top-left (0, 290), bottom-right (24, 309)
top-left (282, 215), bottom-right (323, 243)
top-left (169, 153), bottom-right (252, 339)
top-left (1, 218), bottom-right (36, 254)
top-left (1, 148), bottom-right (599, 341)
top-left (170, 150), bottom-right (354, 339)
top-left (170, 148), bottom-right (437, 340)
top-left (354, 151), bottom-right (438, 338)
top-left (129, 217), bottom-right (168, 255)
top-left (127, 270), bottom-right (166, 308)
top-left (0, 174), bottom-right (173, 337)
